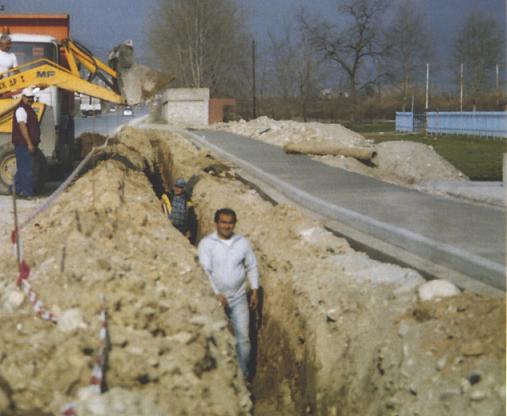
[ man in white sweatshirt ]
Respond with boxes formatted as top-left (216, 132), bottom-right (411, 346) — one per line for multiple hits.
top-left (198, 208), bottom-right (259, 380)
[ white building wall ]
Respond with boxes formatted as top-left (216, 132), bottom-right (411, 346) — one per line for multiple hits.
top-left (162, 88), bottom-right (209, 126)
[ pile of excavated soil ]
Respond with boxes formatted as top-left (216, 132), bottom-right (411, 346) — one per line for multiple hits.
top-left (75, 133), bottom-right (109, 159)
top-left (0, 128), bottom-right (250, 415)
top-left (147, 127), bottom-right (506, 414)
top-left (211, 117), bottom-right (467, 185)
top-left (213, 116), bottom-right (368, 148)
top-left (0, 126), bottom-right (504, 416)
top-left (372, 141), bottom-right (468, 184)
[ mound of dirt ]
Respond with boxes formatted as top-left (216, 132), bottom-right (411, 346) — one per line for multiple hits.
top-left (373, 141), bottom-right (468, 184)
top-left (0, 126), bottom-right (503, 416)
top-left (213, 116), bottom-right (368, 148)
top-left (153, 126), bottom-right (505, 415)
top-left (211, 117), bottom-right (468, 185)
top-left (0, 129), bottom-right (250, 415)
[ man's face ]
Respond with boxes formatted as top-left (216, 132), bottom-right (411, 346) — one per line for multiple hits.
top-left (0, 41), bottom-right (11, 52)
top-left (22, 95), bottom-right (34, 105)
top-left (216, 214), bottom-right (236, 239)
top-left (174, 185), bottom-right (184, 195)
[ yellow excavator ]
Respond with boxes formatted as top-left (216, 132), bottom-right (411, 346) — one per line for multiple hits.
top-left (0, 17), bottom-right (171, 194)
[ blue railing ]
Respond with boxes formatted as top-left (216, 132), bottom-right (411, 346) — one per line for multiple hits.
top-left (396, 111), bottom-right (507, 138)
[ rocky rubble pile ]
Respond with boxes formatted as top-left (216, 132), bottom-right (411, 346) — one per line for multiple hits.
top-left (0, 128), bottom-right (250, 415)
top-left (211, 117), bottom-right (467, 185)
top-left (0, 126), bottom-right (503, 416)
top-left (213, 116), bottom-right (367, 148)
top-left (165, 127), bottom-right (504, 415)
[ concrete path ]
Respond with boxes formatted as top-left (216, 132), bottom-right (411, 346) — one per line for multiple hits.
top-left (182, 129), bottom-right (505, 292)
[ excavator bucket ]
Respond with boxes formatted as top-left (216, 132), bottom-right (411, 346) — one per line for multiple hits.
top-left (108, 40), bottom-right (173, 106)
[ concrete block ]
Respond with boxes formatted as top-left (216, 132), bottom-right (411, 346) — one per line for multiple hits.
top-left (162, 88), bottom-right (209, 126)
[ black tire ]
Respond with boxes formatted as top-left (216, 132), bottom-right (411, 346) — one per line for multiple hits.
top-left (0, 145), bottom-right (48, 195)
top-left (32, 148), bottom-right (48, 195)
top-left (0, 143), bottom-right (15, 195)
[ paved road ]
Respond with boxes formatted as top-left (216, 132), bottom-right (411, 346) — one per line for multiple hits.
top-left (75, 107), bottom-right (148, 137)
top-left (187, 129), bottom-right (505, 292)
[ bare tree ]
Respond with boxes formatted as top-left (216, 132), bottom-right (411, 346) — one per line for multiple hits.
top-left (383, 1), bottom-right (433, 110)
top-left (452, 12), bottom-right (503, 96)
top-left (150, 0), bottom-right (251, 97)
top-left (268, 24), bottom-right (325, 120)
top-left (299, 0), bottom-right (390, 120)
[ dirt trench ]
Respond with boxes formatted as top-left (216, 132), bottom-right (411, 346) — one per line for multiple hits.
top-left (0, 127), bottom-right (504, 416)
top-left (133, 127), bottom-right (505, 416)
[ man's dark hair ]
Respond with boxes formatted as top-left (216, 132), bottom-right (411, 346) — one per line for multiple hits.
top-left (214, 208), bottom-right (237, 223)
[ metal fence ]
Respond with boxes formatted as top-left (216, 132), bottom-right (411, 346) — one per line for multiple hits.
top-left (396, 111), bottom-right (507, 138)
top-left (395, 112), bottom-right (413, 132)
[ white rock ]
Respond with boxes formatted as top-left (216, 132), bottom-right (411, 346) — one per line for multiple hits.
top-left (417, 280), bottom-right (460, 301)
top-left (3, 290), bottom-right (24, 311)
top-left (398, 320), bottom-right (410, 337)
top-left (78, 385), bottom-right (101, 401)
top-left (460, 378), bottom-right (471, 393)
top-left (469, 390), bottom-right (487, 401)
top-left (436, 356), bottom-right (447, 371)
top-left (326, 309), bottom-right (338, 322)
top-left (57, 308), bottom-right (87, 332)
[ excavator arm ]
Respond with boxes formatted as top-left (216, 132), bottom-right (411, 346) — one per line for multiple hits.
top-left (0, 39), bottom-right (125, 104)
top-left (0, 38), bottom-right (171, 105)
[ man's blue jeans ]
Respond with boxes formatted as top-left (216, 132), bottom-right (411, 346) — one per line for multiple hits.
top-left (226, 295), bottom-right (251, 379)
top-left (14, 144), bottom-right (32, 196)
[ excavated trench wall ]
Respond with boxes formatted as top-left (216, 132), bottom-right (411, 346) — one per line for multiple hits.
top-left (146, 127), bottom-right (505, 416)
top-left (0, 128), bottom-right (252, 415)
top-left (0, 127), bottom-right (504, 416)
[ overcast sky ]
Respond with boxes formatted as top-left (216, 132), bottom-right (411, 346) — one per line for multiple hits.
top-left (3, 0), bottom-right (506, 67)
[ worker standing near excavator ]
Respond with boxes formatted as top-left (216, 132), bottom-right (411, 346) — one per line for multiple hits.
top-left (0, 33), bottom-right (17, 77)
top-left (11, 87), bottom-right (40, 198)
top-left (198, 208), bottom-right (259, 381)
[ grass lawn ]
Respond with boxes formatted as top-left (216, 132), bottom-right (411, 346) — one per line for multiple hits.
top-left (344, 121), bottom-right (507, 181)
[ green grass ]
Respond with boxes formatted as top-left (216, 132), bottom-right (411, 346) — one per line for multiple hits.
top-left (343, 120), bottom-right (395, 133)
top-left (344, 121), bottom-right (507, 181)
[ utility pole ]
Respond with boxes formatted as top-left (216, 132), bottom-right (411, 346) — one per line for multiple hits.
top-left (425, 63), bottom-right (429, 113)
top-left (252, 39), bottom-right (257, 119)
top-left (460, 63), bottom-right (463, 112)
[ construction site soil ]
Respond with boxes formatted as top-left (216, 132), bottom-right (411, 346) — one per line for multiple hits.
top-left (212, 117), bottom-right (468, 186)
top-left (0, 127), bottom-right (504, 415)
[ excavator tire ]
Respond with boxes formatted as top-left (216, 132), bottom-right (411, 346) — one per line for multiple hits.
top-left (0, 144), bottom-right (48, 195)
top-left (0, 143), bottom-right (15, 194)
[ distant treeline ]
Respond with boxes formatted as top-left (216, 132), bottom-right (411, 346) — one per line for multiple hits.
top-left (150, 0), bottom-right (506, 121)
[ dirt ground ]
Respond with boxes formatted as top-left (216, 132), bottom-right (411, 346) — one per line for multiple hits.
top-left (0, 127), bottom-right (504, 415)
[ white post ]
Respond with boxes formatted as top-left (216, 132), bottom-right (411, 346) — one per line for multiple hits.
top-left (425, 63), bottom-right (429, 112)
top-left (460, 63), bottom-right (464, 112)
top-left (496, 63), bottom-right (500, 104)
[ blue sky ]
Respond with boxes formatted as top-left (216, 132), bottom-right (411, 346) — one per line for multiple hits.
top-left (3, 0), bottom-right (506, 67)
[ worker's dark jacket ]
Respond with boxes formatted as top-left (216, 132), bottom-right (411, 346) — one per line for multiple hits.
top-left (163, 191), bottom-right (198, 243)
top-left (12, 102), bottom-right (40, 146)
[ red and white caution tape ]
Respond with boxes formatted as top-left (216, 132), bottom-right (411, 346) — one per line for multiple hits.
top-left (90, 308), bottom-right (108, 390)
top-left (9, 141), bottom-right (113, 416)
top-left (60, 306), bottom-right (109, 416)
top-left (60, 402), bottom-right (77, 416)
top-left (10, 227), bottom-right (58, 323)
